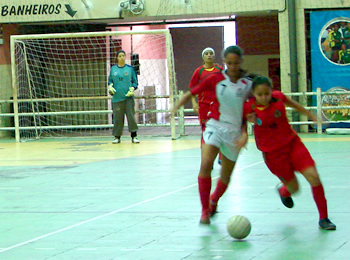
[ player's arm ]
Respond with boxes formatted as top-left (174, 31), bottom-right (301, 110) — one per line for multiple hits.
top-left (243, 99), bottom-right (256, 124)
top-left (173, 74), bottom-right (214, 114)
top-left (236, 102), bottom-right (253, 149)
top-left (284, 96), bottom-right (317, 122)
top-left (107, 70), bottom-right (113, 87)
top-left (108, 71), bottom-right (116, 95)
top-left (170, 91), bottom-right (194, 114)
top-left (131, 67), bottom-right (138, 90)
top-left (191, 96), bottom-right (199, 114)
top-left (126, 67), bottom-right (138, 97)
top-left (189, 69), bottom-right (200, 114)
top-left (235, 120), bottom-right (248, 150)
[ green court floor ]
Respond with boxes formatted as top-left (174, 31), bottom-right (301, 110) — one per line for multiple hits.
top-left (0, 134), bottom-right (349, 259)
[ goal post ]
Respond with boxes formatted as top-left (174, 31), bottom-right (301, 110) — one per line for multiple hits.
top-left (10, 29), bottom-right (179, 142)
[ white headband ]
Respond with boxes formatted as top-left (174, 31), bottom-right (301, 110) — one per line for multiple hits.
top-left (202, 47), bottom-right (215, 57)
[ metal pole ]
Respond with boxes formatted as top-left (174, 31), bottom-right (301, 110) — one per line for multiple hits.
top-left (287, 0), bottom-right (300, 131)
top-left (10, 36), bottom-right (20, 142)
top-left (178, 91), bottom-right (185, 136)
top-left (316, 87), bottom-right (323, 134)
top-left (165, 30), bottom-right (178, 139)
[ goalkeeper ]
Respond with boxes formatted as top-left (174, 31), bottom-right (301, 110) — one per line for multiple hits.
top-left (108, 50), bottom-right (139, 144)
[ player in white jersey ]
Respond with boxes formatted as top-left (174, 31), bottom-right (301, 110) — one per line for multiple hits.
top-left (171, 46), bottom-right (252, 224)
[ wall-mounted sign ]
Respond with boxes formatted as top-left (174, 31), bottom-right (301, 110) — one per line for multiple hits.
top-left (1, 4), bottom-right (77, 17)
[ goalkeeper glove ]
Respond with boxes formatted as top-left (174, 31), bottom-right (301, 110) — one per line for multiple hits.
top-left (126, 87), bottom-right (135, 97)
top-left (108, 84), bottom-right (116, 95)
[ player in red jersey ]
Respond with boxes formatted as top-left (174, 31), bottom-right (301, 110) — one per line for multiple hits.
top-left (189, 47), bottom-right (223, 131)
top-left (171, 46), bottom-right (252, 224)
top-left (243, 75), bottom-right (336, 230)
top-left (189, 47), bottom-right (224, 164)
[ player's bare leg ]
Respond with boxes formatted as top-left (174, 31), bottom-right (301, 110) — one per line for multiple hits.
top-left (210, 154), bottom-right (236, 216)
top-left (198, 143), bottom-right (219, 224)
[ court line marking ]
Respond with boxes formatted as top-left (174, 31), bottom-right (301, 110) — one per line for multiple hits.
top-left (0, 161), bottom-right (263, 253)
top-left (210, 250), bottom-right (235, 252)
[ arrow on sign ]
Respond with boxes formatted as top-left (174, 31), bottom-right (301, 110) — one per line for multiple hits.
top-left (65, 4), bottom-right (77, 17)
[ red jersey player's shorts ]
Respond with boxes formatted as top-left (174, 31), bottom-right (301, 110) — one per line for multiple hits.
top-left (198, 103), bottom-right (210, 131)
top-left (262, 136), bottom-right (315, 183)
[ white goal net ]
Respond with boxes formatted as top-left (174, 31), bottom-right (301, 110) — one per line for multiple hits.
top-left (10, 29), bottom-right (178, 141)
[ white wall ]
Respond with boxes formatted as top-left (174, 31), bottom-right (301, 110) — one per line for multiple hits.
top-left (243, 55), bottom-right (280, 76)
top-left (1, 0), bottom-right (349, 24)
top-left (0, 0), bottom-right (285, 23)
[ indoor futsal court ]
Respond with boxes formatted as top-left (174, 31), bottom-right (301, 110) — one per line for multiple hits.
top-left (1, 1), bottom-right (350, 259)
top-left (0, 134), bottom-right (349, 259)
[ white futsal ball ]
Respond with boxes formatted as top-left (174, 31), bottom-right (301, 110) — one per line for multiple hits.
top-left (226, 215), bottom-right (251, 239)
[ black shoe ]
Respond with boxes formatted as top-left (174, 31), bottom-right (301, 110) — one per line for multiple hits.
top-left (281, 196), bottom-right (294, 208)
top-left (319, 218), bottom-right (336, 230)
top-left (276, 183), bottom-right (294, 208)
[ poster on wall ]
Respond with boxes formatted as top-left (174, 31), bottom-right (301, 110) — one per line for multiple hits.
top-left (310, 10), bottom-right (350, 125)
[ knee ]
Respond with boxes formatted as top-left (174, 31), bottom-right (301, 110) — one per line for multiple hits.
top-left (308, 175), bottom-right (322, 187)
top-left (302, 168), bottom-right (321, 186)
top-left (220, 174), bottom-right (231, 185)
top-left (220, 166), bottom-right (234, 184)
top-left (286, 180), bottom-right (299, 194)
top-left (288, 185), bottom-right (299, 194)
top-left (199, 163), bottom-right (213, 177)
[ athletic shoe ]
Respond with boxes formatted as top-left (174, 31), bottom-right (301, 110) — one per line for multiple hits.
top-left (200, 210), bottom-right (210, 225)
top-left (209, 200), bottom-right (218, 217)
top-left (276, 183), bottom-right (294, 208)
top-left (112, 137), bottom-right (121, 144)
top-left (132, 137), bottom-right (140, 143)
top-left (319, 218), bottom-right (336, 230)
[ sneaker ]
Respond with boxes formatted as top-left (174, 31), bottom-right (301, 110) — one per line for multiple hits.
top-left (112, 137), bottom-right (121, 144)
top-left (209, 200), bottom-right (218, 217)
top-left (276, 183), bottom-right (294, 208)
top-left (200, 210), bottom-right (210, 225)
top-left (132, 137), bottom-right (140, 143)
top-left (319, 218), bottom-right (336, 230)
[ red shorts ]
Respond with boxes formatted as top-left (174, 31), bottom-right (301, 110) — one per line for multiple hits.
top-left (262, 136), bottom-right (315, 183)
top-left (198, 103), bottom-right (210, 132)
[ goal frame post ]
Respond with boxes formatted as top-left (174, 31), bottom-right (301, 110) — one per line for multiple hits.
top-left (10, 29), bottom-right (179, 142)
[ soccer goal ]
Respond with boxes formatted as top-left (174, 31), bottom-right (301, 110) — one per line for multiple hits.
top-left (10, 29), bottom-right (178, 142)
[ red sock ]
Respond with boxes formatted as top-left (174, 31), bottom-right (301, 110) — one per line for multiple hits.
top-left (210, 178), bottom-right (228, 204)
top-left (279, 184), bottom-right (291, 197)
top-left (312, 184), bottom-right (328, 219)
top-left (198, 176), bottom-right (211, 211)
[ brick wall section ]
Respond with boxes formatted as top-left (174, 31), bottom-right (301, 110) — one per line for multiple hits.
top-left (236, 16), bottom-right (280, 55)
top-left (0, 24), bottom-right (18, 65)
